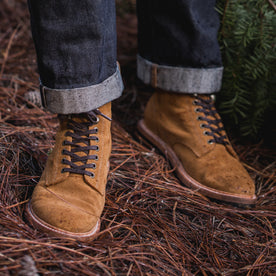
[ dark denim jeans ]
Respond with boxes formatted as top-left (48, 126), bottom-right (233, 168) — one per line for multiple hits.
top-left (28, 0), bottom-right (223, 114)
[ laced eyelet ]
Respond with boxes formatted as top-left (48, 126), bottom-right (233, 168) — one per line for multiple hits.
top-left (193, 100), bottom-right (198, 105)
top-left (194, 108), bottom-right (200, 113)
top-left (197, 116), bottom-right (202, 121)
top-left (95, 155), bottom-right (99, 160)
top-left (208, 140), bottom-right (214, 144)
top-left (204, 131), bottom-right (209, 136)
top-left (60, 110), bottom-right (111, 177)
top-left (200, 123), bottom-right (206, 128)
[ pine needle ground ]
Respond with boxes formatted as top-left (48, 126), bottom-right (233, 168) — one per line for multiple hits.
top-left (0, 1), bottom-right (275, 275)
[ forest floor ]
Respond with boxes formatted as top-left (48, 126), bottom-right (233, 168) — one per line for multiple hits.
top-left (0, 1), bottom-right (275, 275)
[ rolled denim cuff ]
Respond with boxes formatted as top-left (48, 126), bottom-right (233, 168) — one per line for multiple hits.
top-left (137, 55), bottom-right (223, 94)
top-left (40, 65), bottom-right (124, 114)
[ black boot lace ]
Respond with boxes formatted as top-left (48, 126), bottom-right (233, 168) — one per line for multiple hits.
top-left (60, 109), bottom-right (111, 177)
top-left (193, 95), bottom-right (229, 145)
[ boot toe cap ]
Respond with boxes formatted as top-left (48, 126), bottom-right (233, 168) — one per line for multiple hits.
top-left (206, 171), bottom-right (255, 196)
top-left (29, 187), bottom-right (100, 235)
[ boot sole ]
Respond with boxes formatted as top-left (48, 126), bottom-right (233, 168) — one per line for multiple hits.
top-left (26, 202), bottom-right (101, 240)
top-left (138, 120), bottom-right (257, 205)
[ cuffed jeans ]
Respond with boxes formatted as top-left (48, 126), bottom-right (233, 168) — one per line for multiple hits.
top-left (28, 0), bottom-right (223, 114)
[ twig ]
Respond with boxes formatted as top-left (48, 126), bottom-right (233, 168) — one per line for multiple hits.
top-left (267, 0), bottom-right (276, 12)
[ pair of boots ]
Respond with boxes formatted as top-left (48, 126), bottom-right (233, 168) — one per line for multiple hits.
top-left (26, 91), bottom-right (256, 239)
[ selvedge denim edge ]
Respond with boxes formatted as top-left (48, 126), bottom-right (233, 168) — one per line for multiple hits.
top-left (137, 55), bottom-right (223, 94)
top-left (40, 65), bottom-right (123, 114)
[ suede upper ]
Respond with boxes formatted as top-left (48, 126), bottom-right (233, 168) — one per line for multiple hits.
top-left (143, 91), bottom-right (255, 197)
top-left (30, 103), bottom-right (111, 233)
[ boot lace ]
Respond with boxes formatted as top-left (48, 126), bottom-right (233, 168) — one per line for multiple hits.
top-left (193, 95), bottom-right (229, 145)
top-left (60, 109), bottom-right (111, 177)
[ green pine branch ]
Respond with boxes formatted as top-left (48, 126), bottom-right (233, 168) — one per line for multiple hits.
top-left (216, 0), bottom-right (276, 139)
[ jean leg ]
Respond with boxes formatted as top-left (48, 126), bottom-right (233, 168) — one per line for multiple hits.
top-left (136, 0), bottom-right (223, 94)
top-left (28, 0), bottom-right (123, 114)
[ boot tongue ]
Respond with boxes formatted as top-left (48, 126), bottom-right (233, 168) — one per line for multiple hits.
top-left (60, 108), bottom-right (110, 178)
top-left (195, 94), bottom-right (229, 146)
top-left (69, 115), bottom-right (92, 169)
top-left (193, 95), bottom-right (239, 158)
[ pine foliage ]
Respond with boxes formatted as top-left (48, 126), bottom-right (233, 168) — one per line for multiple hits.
top-left (216, 0), bottom-right (276, 139)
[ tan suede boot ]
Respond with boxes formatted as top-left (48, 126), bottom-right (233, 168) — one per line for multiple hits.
top-left (26, 103), bottom-right (112, 239)
top-left (138, 91), bottom-right (256, 204)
